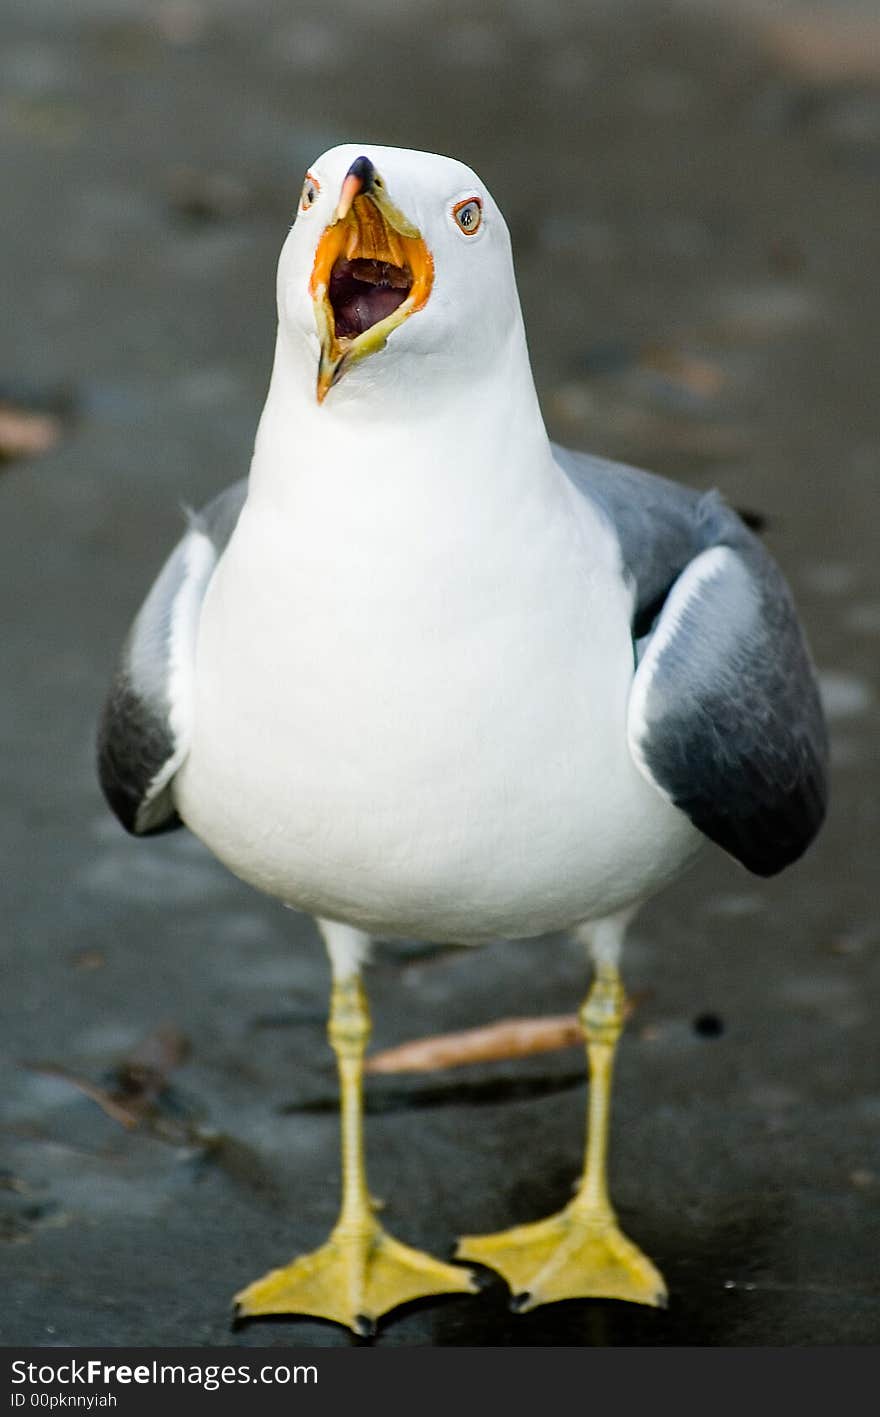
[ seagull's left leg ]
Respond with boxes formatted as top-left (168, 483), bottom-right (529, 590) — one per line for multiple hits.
top-left (456, 907), bottom-right (666, 1311)
top-left (235, 920), bottom-right (476, 1335)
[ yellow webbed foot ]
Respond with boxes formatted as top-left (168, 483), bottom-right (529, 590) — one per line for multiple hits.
top-left (456, 1202), bottom-right (666, 1311)
top-left (235, 1221), bottom-right (477, 1336)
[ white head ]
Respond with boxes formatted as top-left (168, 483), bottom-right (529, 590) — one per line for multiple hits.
top-left (275, 144), bottom-right (526, 415)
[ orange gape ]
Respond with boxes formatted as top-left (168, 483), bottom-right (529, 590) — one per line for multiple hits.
top-left (311, 198), bottom-right (407, 279)
top-left (309, 195), bottom-right (434, 374)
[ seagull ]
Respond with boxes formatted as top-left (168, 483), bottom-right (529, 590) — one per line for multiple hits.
top-left (97, 143), bottom-right (828, 1335)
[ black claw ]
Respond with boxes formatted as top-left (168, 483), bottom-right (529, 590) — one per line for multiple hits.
top-left (509, 1290), bottom-right (532, 1313)
top-left (354, 1312), bottom-right (377, 1339)
top-left (448, 1251), bottom-right (487, 1289)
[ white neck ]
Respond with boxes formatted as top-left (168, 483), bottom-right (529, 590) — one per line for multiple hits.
top-left (246, 316), bottom-right (562, 528)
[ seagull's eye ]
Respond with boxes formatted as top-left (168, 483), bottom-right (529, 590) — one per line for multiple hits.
top-left (452, 197), bottom-right (482, 236)
top-left (299, 173), bottom-right (320, 214)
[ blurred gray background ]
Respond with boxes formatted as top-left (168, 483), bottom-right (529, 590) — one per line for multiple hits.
top-left (2, 0), bottom-right (878, 1346)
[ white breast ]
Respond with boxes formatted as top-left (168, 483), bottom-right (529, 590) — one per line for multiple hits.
top-left (173, 444), bottom-right (700, 942)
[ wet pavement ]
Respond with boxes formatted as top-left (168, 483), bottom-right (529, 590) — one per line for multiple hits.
top-left (2, 0), bottom-right (879, 1347)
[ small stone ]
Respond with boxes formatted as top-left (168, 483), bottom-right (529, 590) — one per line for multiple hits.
top-left (72, 949), bottom-right (106, 971)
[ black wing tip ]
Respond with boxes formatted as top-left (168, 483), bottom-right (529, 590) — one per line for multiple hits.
top-left (96, 739), bottom-right (184, 838)
top-left (735, 827), bottom-right (823, 878)
top-left (100, 783), bottom-right (184, 838)
top-left (734, 506), bottom-right (769, 535)
top-left (687, 764), bottom-right (829, 878)
top-left (96, 677), bottom-right (183, 837)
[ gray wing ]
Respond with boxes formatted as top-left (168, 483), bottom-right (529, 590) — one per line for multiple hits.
top-left (555, 446), bottom-right (829, 877)
top-left (97, 480), bottom-right (247, 835)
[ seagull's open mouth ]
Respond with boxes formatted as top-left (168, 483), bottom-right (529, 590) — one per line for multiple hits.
top-left (310, 187), bottom-right (433, 402)
top-left (329, 258), bottom-right (411, 340)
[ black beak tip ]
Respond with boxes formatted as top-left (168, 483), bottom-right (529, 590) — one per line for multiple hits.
top-left (346, 154), bottom-right (376, 193)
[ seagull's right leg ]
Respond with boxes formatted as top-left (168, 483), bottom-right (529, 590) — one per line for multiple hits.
top-left (234, 919), bottom-right (476, 1336)
top-left (457, 907), bottom-right (666, 1310)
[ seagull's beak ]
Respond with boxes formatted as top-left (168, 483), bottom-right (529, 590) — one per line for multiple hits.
top-left (310, 156), bottom-right (434, 403)
top-left (335, 172), bottom-right (363, 223)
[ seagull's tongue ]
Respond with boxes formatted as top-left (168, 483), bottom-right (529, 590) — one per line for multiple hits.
top-left (329, 258), bottom-right (410, 339)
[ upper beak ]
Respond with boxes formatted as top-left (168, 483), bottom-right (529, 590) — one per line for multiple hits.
top-left (335, 173), bottom-right (362, 222)
top-left (336, 154), bottom-right (375, 221)
top-left (310, 156), bottom-right (433, 404)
